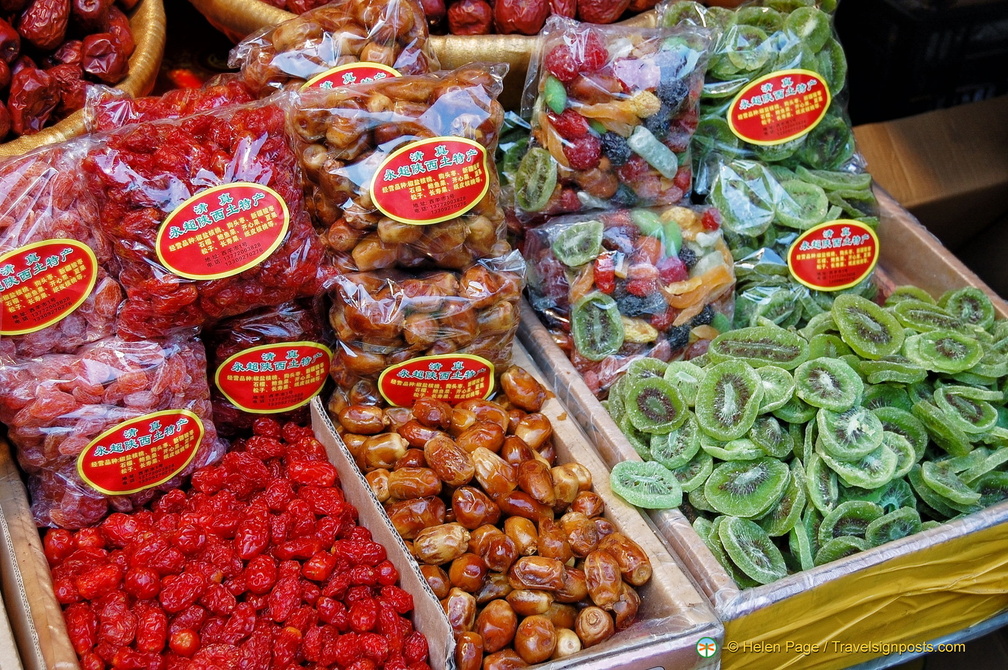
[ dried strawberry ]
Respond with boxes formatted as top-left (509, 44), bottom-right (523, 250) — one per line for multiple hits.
top-left (581, 29), bottom-right (610, 71)
top-left (563, 133), bottom-right (602, 170)
top-left (616, 155), bottom-right (650, 184)
top-left (547, 108), bottom-right (589, 140)
top-left (649, 304), bottom-right (680, 331)
top-left (701, 207), bottom-right (722, 231)
top-left (657, 255), bottom-right (689, 284)
top-left (544, 44), bottom-right (578, 83)
top-left (594, 252), bottom-right (616, 294)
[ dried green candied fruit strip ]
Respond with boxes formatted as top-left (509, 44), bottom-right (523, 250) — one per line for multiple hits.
top-left (688, 486), bottom-right (717, 514)
top-left (794, 166), bottom-right (872, 193)
top-left (833, 294), bottom-right (905, 360)
top-left (908, 465), bottom-right (959, 520)
top-left (940, 287), bottom-right (996, 331)
top-left (818, 500), bottom-right (884, 544)
top-left (696, 360), bottom-right (764, 441)
top-left (620, 415), bottom-right (651, 459)
top-left (865, 507), bottom-right (922, 547)
top-left (707, 325), bottom-right (809, 370)
top-left (814, 536), bottom-right (868, 566)
top-left (788, 516), bottom-right (816, 572)
top-left (710, 161), bottom-right (777, 237)
top-left (903, 330), bottom-right (983, 375)
top-left (794, 357), bottom-right (863, 411)
top-left (757, 365), bottom-right (795, 413)
top-left (718, 516), bottom-right (788, 585)
top-left (816, 406), bottom-right (884, 462)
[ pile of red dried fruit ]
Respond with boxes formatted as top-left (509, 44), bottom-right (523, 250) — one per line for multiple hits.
top-left (424, 0), bottom-right (659, 35)
top-left (0, 0), bottom-right (137, 139)
top-left (46, 418), bottom-right (432, 670)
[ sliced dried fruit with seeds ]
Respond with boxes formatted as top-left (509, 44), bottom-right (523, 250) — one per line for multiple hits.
top-left (704, 457), bottom-right (789, 519)
top-left (818, 500), bottom-right (883, 545)
top-left (610, 461), bottom-right (683, 509)
top-left (707, 325), bottom-right (809, 370)
top-left (903, 330), bottom-right (983, 374)
top-left (718, 515), bottom-right (787, 585)
top-left (794, 357), bottom-right (863, 411)
top-left (816, 407), bottom-right (884, 462)
top-left (695, 360), bottom-right (764, 441)
top-left (625, 377), bottom-right (687, 434)
top-left (833, 293), bottom-right (905, 360)
top-left (864, 507), bottom-right (922, 547)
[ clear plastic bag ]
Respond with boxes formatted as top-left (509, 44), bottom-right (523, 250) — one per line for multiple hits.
top-left (511, 16), bottom-right (711, 223)
top-left (230, 0), bottom-right (439, 96)
top-left (288, 63), bottom-right (509, 272)
top-left (0, 335), bottom-right (225, 528)
top-left (82, 97), bottom-right (326, 340)
top-left (0, 140), bottom-right (123, 361)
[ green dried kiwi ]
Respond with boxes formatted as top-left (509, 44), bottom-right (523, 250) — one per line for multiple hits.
top-left (709, 516), bottom-right (761, 589)
top-left (883, 431), bottom-right (917, 480)
top-left (773, 396), bottom-right (818, 424)
top-left (572, 292), bottom-right (624, 361)
top-left (816, 406), bottom-right (884, 461)
top-left (710, 161), bottom-right (776, 237)
top-left (784, 6), bottom-right (831, 51)
top-left (973, 471), bottom-right (1008, 508)
top-left (707, 325), bottom-right (809, 370)
top-left (960, 447), bottom-right (1008, 485)
top-left (649, 413), bottom-right (701, 469)
top-left (873, 406), bottom-right (929, 461)
top-left (856, 354), bottom-right (927, 386)
top-left (659, 0), bottom-right (707, 27)
top-left (626, 357), bottom-right (668, 380)
top-left (862, 384), bottom-right (913, 413)
top-left (826, 188), bottom-right (878, 219)
top-left (805, 452), bottom-right (839, 514)
top-left (843, 478), bottom-right (916, 514)
top-left (619, 415), bottom-right (651, 459)
top-left (670, 450), bottom-right (715, 493)
top-left (756, 136), bottom-right (805, 164)
top-left (808, 334), bottom-right (853, 360)
top-left (891, 300), bottom-right (972, 335)
top-left (817, 39), bottom-right (848, 97)
top-left (736, 5), bottom-right (784, 31)
top-left (700, 434), bottom-right (764, 461)
top-left (814, 536), bottom-right (869, 566)
top-left (723, 24), bottom-right (772, 72)
top-left (704, 457), bottom-right (790, 518)
top-left (939, 287), bottom-right (996, 331)
top-left (757, 365), bottom-right (795, 413)
top-left (799, 419), bottom-right (817, 465)
top-left (514, 147), bottom-right (557, 212)
top-left (788, 516), bottom-right (816, 572)
top-left (833, 294), bottom-right (905, 360)
top-left (970, 345), bottom-right (1008, 379)
top-left (748, 289), bottom-right (803, 328)
top-left (688, 486), bottom-right (717, 514)
top-left (921, 460), bottom-right (981, 507)
top-left (884, 286), bottom-right (936, 307)
top-left (758, 460), bottom-right (807, 537)
top-left (907, 380), bottom-right (935, 406)
top-left (626, 377), bottom-right (687, 434)
top-left (749, 416), bottom-right (794, 459)
top-left (696, 360), bottom-right (764, 441)
top-left (933, 386), bottom-right (998, 435)
top-left (609, 461), bottom-right (683, 509)
top-left (718, 516), bottom-right (788, 585)
top-left (694, 117), bottom-right (742, 159)
top-left (798, 114), bottom-right (855, 170)
top-left (552, 219), bottom-right (604, 268)
top-left (692, 516), bottom-right (715, 543)
top-left (607, 376), bottom-right (627, 423)
top-left (818, 440), bottom-right (898, 489)
top-left (914, 400), bottom-right (975, 458)
top-left (903, 330), bottom-right (983, 374)
top-left (865, 507), bottom-right (922, 547)
top-left (944, 447), bottom-right (992, 475)
top-left (908, 465), bottom-right (959, 520)
top-left (801, 311), bottom-right (838, 339)
top-left (793, 166), bottom-right (872, 193)
top-left (818, 500), bottom-right (884, 544)
top-left (794, 358), bottom-right (863, 411)
top-left (775, 179), bottom-right (829, 230)
top-left (663, 361), bottom-right (706, 407)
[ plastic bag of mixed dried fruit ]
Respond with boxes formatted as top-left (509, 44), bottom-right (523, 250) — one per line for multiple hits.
top-left (204, 300), bottom-right (332, 436)
top-left (81, 96), bottom-right (327, 341)
top-left (288, 63), bottom-right (509, 272)
top-left (230, 0), bottom-right (439, 97)
top-left (0, 140), bottom-right (124, 361)
top-left (510, 17), bottom-right (710, 223)
top-left (326, 250), bottom-right (526, 408)
top-left (0, 335), bottom-right (226, 528)
top-left (523, 206), bottom-right (735, 397)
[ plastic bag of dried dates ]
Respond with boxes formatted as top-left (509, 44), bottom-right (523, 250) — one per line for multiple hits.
top-left (230, 0), bottom-right (439, 97)
top-left (511, 17), bottom-right (711, 224)
top-left (204, 300), bottom-right (333, 437)
top-left (287, 63), bottom-right (510, 273)
top-left (0, 140), bottom-right (124, 362)
top-left (326, 250), bottom-right (526, 408)
top-left (0, 334), bottom-right (226, 528)
top-left (81, 96), bottom-right (328, 341)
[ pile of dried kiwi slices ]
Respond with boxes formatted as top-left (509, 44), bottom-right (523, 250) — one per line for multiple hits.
top-left (608, 286), bottom-right (1008, 586)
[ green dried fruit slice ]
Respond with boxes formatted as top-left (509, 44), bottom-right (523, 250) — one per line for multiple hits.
top-left (705, 458), bottom-right (790, 518)
top-left (748, 416), bottom-right (793, 459)
top-left (708, 516), bottom-right (761, 588)
top-left (939, 287), bottom-right (995, 331)
top-left (610, 461), bottom-right (683, 509)
top-left (799, 420), bottom-right (817, 464)
top-left (933, 386), bottom-right (998, 435)
top-left (921, 460), bottom-right (981, 506)
top-left (798, 115), bottom-right (855, 170)
top-left (801, 311), bottom-right (838, 339)
top-left (816, 407), bottom-right (884, 461)
top-left (736, 5), bottom-right (784, 31)
top-left (817, 38), bottom-right (848, 93)
top-left (619, 415), bottom-right (651, 459)
top-left (973, 471), bottom-right (1008, 508)
top-left (649, 413), bottom-right (701, 469)
top-left (883, 432), bottom-right (917, 480)
top-left (572, 292), bottom-right (624, 361)
top-left (818, 500), bottom-right (884, 544)
top-left (696, 360), bottom-right (764, 441)
top-left (708, 325), bottom-right (809, 369)
top-left (784, 6), bottom-right (831, 51)
top-left (855, 355), bottom-right (927, 386)
top-left (773, 396), bottom-right (818, 424)
top-left (627, 358), bottom-right (669, 380)
top-left (793, 167), bottom-right (872, 193)
top-left (884, 286), bottom-right (936, 307)
top-left (814, 536), bottom-right (868, 566)
top-left (701, 434), bottom-right (765, 461)
top-left (833, 294), bottom-right (905, 360)
top-left (842, 478), bottom-right (915, 513)
top-left (718, 515), bottom-right (787, 585)
top-left (794, 358), bottom-right (863, 411)
top-left (891, 300), bottom-right (972, 335)
top-left (808, 334), bottom-right (853, 360)
top-left (775, 179), bottom-right (829, 230)
top-left (710, 161), bottom-right (776, 237)
top-left (670, 450), bottom-right (714, 493)
top-left (960, 447), bottom-right (1008, 485)
top-left (903, 330), bottom-right (983, 374)
top-left (819, 441), bottom-right (898, 490)
top-left (663, 361), bottom-right (705, 407)
top-left (756, 365), bottom-right (795, 413)
top-left (912, 401), bottom-right (972, 458)
top-left (758, 460), bottom-right (807, 537)
top-left (863, 384), bottom-right (913, 413)
top-left (724, 24), bottom-right (771, 72)
top-left (907, 380), bottom-right (935, 406)
top-left (542, 75), bottom-right (567, 114)
top-left (788, 517), bottom-right (816, 572)
top-left (864, 507), bottom-right (921, 547)
top-left (688, 486), bottom-right (716, 514)
top-left (757, 136), bottom-right (805, 164)
top-left (552, 219), bottom-right (604, 268)
top-left (607, 377), bottom-right (627, 423)
top-left (514, 147), bottom-right (557, 212)
top-left (626, 377), bottom-right (687, 434)
top-left (908, 465), bottom-right (959, 520)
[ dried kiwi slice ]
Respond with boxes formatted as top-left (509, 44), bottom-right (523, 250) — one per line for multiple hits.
top-left (626, 377), bottom-right (687, 434)
top-left (670, 450), bottom-right (714, 493)
top-left (808, 334), bottom-right (853, 360)
top-left (701, 434), bottom-right (765, 461)
top-left (610, 461), bottom-right (683, 509)
top-left (818, 441), bottom-right (898, 490)
top-left (784, 6), bottom-right (831, 51)
top-left (788, 517), bottom-right (816, 572)
top-left (903, 330), bottom-right (983, 374)
top-left (749, 416), bottom-right (794, 459)
top-left (773, 396), bottom-right (818, 424)
top-left (688, 486), bottom-right (717, 514)
top-left (940, 287), bottom-right (996, 331)
top-left (663, 361), bottom-right (706, 407)
top-left (649, 413), bottom-right (701, 469)
top-left (619, 415), bottom-right (651, 460)
top-left (883, 431), bottom-right (918, 480)
top-left (572, 292), bottom-right (624, 361)
top-left (865, 507), bottom-right (922, 547)
top-left (973, 472), bottom-right (1008, 508)
top-left (775, 179), bottom-right (829, 230)
top-left (794, 357), bottom-right (863, 411)
top-left (794, 166), bottom-right (872, 193)
top-left (891, 300), bottom-right (972, 335)
top-left (858, 355), bottom-right (928, 386)
top-left (758, 460), bottom-right (807, 537)
top-left (798, 115), bottom-right (855, 170)
top-left (908, 465), bottom-right (959, 520)
top-left (708, 516), bottom-right (761, 589)
top-left (708, 325), bottom-right (809, 370)
top-left (960, 447), bottom-right (1008, 485)
top-left (816, 407), bottom-right (884, 461)
top-left (626, 357), bottom-right (668, 380)
top-left (884, 286), bottom-right (936, 307)
top-left (921, 460), bottom-right (981, 507)
top-left (705, 458), bottom-right (789, 518)
top-left (818, 500), bottom-right (884, 544)
top-left (552, 219), bottom-right (604, 267)
top-left (912, 400), bottom-right (974, 458)
top-left (514, 147), bottom-right (557, 212)
top-left (696, 360), bottom-right (764, 441)
top-left (833, 294), bottom-right (905, 360)
top-left (757, 365), bottom-right (795, 413)
top-left (933, 386), bottom-right (998, 435)
top-left (718, 516), bottom-right (787, 585)
top-left (814, 536), bottom-right (868, 566)
top-left (863, 384), bottom-right (913, 413)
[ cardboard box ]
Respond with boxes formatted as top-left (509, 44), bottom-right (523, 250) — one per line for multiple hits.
top-left (518, 190), bottom-right (1008, 669)
top-left (853, 95), bottom-right (1008, 251)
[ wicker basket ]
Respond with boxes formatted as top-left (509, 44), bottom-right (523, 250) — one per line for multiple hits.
top-left (0, 0), bottom-right (167, 158)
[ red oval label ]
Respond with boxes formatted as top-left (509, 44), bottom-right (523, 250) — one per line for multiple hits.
top-left (77, 410), bottom-right (205, 496)
top-left (0, 239), bottom-right (98, 336)
top-left (371, 137), bottom-right (490, 225)
top-left (302, 62), bottom-right (401, 91)
top-left (155, 183), bottom-right (290, 280)
top-left (728, 69), bottom-right (832, 145)
top-left (379, 354), bottom-right (495, 407)
top-left (215, 341), bottom-right (332, 414)
top-left (788, 220), bottom-right (880, 291)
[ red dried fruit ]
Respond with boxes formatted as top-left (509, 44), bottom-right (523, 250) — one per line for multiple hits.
top-left (0, 18), bottom-right (19, 63)
top-left (544, 44), bottom-right (578, 83)
top-left (563, 133), bottom-right (602, 171)
top-left (8, 65), bottom-right (59, 134)
top-left (18, 0), bottom-right (70, 51)
top-left (657, 255), bottom-right (689, 284)
top-left (594, 252), bottom-right (616, 294)
top-left (548, 108), bottom-right (590, 140)
top-left (81, 32), bottom-right (128, 84)
top-left (581, 29), bottom-right (610, 71)
top-left (71, 0), bottom-right (111, 33)
top-left (550, 0), bottom-right (576, 17)
top-left (494, 0), bottom-right (550, 35)
top-left (448, 0), bottom-right (493, 35)
top-left (701, 207), bottom-right (722, 231)
top-left (577, 0), bottom-right (631, 24)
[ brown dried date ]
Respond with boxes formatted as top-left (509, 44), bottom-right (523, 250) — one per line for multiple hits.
top-left (477, 598), bottom-right (517, 653)
top-left (514, 615), bottom-right (556, 664)
top-left (453, 486), bottom-right (499, 529)
top-left (455, 630), bottom-right (484, 670)
top-left (448, 0), bottom-right (493, 35)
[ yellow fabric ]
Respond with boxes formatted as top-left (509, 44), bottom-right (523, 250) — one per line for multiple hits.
top-left (722, 521), bottom-right (1008, 669)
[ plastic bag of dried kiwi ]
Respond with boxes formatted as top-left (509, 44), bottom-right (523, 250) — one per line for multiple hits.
top-left (609, 287), bottom-right (1008, 587)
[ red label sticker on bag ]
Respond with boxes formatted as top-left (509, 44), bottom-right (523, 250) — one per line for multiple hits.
top-left (788, 220), bottom-right (879, 291)
top-left (379, 354), bottom-right (494, 407)
top-left (215, 341), bottom-right (332, 413)
top-left (371, 137), bottom-right (490, 225)
top-left (156, 183), bottom-right (290, 280)
top-left (78, 410), bottom-right (205, 495)
top-left (302, 62), bottom-right (401, 91)
top-left (0, 239), bottom-right (98, 335)
top-left (728, 69), bottom-right (832, 145)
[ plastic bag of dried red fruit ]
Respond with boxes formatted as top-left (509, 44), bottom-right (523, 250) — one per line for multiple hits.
top-left (523, 205), bottom-right (735, 397)
top-left (287, 63), bottom-right (510, 273)
top-left (510, 17), bottom-right (711, 224)
top-left (204, 300), bottom-right (334, 437)
top-left (0, 334), bottom-right (226, 528)
top-left (230, 0), bottom-right (439, 97)
top-left (81, 96), bottom-right (327, 341)
top-left (326, 250), bottom-right (526, 409)
top-left (0, 139), bottom-right (124, 361)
